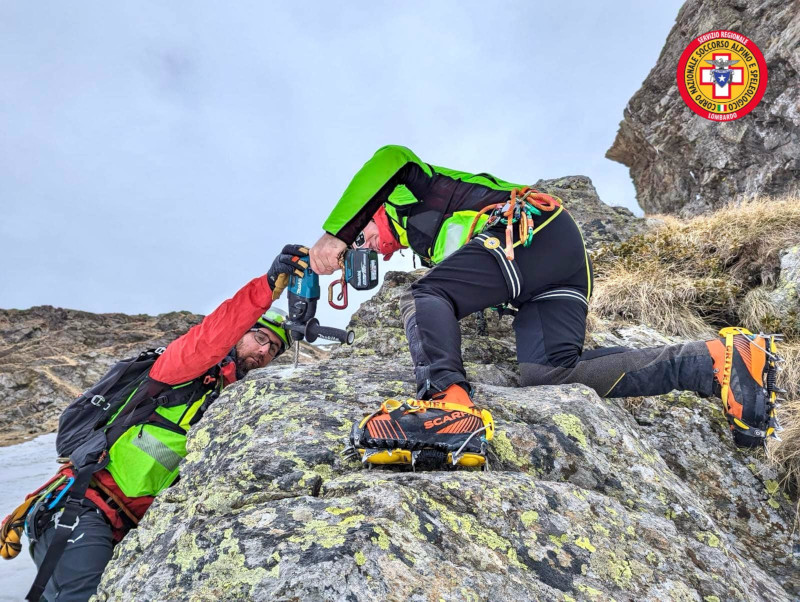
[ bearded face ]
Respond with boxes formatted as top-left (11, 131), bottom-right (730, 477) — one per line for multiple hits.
top-left (234, 327), bottom-right (283, 374)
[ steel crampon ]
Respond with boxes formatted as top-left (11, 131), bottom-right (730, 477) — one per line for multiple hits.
top-left (344, 398), bottom-right (494, 471)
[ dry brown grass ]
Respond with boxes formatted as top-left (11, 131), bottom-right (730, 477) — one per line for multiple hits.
top-left (592, 196), bottom-right (800, 336)
top-left (592, 196), bottom-right (800, 507)
top-left (772, 341), bottom-right (800, 399)
top-left (590, 270), bottom-right (724, 338)
top-left (767, 343), bottom-right (800, 509)
top-left (740, 287), bottom-right (778, 333)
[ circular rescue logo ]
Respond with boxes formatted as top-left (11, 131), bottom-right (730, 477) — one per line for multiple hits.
top-left (676, 30), bottom-right (767, 122)
top-left (483, 237), bottom-right (500, 249)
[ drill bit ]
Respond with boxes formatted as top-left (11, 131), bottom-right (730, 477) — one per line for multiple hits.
top-left (293, 340), bottom-right (300, 369)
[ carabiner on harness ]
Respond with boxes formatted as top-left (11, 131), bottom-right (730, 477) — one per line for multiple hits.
top-left (465, 188), bottom-right (562, 260)
top-left (22, 474), bottom-right (69, 544)
top-left (47, 477), bottom-right (75, 511)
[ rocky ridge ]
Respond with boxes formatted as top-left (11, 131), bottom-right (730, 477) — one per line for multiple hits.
top-left (93, 270), bottom-right (799, 601)
top-left (606, 0), bottom-right (800, 215)
top-left (534, 176), bottom-right (648, 247)
top-left (0, 306), bottom-right (326, 447)
top-left (0, 307), bottom-right (204, 447)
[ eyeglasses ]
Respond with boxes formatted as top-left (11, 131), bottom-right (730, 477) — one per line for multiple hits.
top-left (251, 329), bottom-right (281, 356)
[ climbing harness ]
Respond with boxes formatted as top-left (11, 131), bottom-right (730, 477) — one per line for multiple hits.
top-left (466, 187), bottom-right (563, 261)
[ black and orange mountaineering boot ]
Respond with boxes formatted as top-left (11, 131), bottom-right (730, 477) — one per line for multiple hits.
top-left (346, 384), bottom-right (494, 470)
top-left (706, 327), bottom-right (784, 448)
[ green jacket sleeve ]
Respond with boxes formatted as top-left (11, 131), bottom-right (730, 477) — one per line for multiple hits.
top-left (322, 145), bottom-right (433, 245)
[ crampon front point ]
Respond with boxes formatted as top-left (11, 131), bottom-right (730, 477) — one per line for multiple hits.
top-left (343, 398), bottom-right (495, 470)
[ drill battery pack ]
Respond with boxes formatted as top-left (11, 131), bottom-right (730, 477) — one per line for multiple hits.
top-left (345, 249), bottom-right (379, 290)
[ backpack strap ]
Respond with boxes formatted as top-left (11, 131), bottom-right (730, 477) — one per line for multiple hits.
top-left (82, 348), bottom-right (165, 409)
top-left (108, 378), bottom-right (169, 427)
top-left (25, 453), bottom-right (108, 602)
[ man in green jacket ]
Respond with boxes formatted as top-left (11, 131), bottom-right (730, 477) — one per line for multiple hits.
top-left (310, 146), bottom-right (781, 466)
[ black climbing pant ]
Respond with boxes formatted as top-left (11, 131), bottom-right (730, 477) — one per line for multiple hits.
top-left (400, 208), bottom-right (715, 399)
top-left (29, 501), bottom-right (113, 602)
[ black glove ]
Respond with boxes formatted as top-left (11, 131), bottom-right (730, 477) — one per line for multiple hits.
top-left (268, 244), bottom-right (309, 300)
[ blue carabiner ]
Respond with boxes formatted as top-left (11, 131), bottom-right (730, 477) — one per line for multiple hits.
top-left (47, 477), bottom-right (76, 510)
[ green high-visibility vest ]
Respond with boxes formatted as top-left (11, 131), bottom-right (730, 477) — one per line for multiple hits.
top-left (106, 378), bottom-right (221, 498)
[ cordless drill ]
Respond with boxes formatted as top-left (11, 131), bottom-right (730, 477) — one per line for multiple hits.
top-left (284, 248), bottom-right (379, 353)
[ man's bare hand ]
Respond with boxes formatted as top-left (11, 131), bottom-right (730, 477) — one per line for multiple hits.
top-left (310, 233), bottom-right (347, 275)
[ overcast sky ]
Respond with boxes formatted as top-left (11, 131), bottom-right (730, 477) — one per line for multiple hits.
top-left (0, 1), bottom-right (684, 329)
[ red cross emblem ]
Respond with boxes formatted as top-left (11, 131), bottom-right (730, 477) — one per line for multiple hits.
top-left (699, 53), bottom-right (745, 100)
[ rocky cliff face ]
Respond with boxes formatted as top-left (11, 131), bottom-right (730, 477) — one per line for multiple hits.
top-left (606, 0), bottom-right (800, 215)
top-left (0, 306), bottom-right (326, 447)
top-left (93, 271), bottom-right (799, 602)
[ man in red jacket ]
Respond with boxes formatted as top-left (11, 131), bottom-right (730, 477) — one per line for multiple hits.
top-left (26, 244), bottom-right (307, 602)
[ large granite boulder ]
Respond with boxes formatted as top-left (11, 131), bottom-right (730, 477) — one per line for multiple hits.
top-left (93, 273), bottom-right (799, 601)
top-left (606, 0), bottom-right (800, 215)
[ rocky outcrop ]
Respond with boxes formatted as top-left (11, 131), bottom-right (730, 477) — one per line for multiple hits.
top-left (606, 0), bottom-right (800, 215)
top-left (94, 272), bottom-right (799, 601)
top-left (0, 306), bottom-right (325, 446)
top-left (533, 176), bottom-right (648, 247)
top-left (0, 306), bottom-right (203, 446)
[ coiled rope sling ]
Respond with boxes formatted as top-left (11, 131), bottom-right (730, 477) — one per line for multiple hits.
top-left (466, 187), bottom-right (562, 260)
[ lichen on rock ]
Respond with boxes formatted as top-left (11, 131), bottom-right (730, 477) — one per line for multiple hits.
top-left (93, 270), bottom-right (799, 601)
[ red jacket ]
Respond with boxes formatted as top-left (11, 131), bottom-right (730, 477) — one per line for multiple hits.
top-left (90, 275), bottom-right (275, 536)
top-left (150, 275), bottom-right (274, 385)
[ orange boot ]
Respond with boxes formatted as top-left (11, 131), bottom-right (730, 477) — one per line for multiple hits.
top-left (346, 383), bottom-right (494, 469)
top-left (706, 327), bottom-right (783, 447)
top-left (430, 383), bottom-right (475, 408)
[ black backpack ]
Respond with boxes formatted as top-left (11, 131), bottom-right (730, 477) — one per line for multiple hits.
top-left (56, 347), bottom-right (167, 459)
